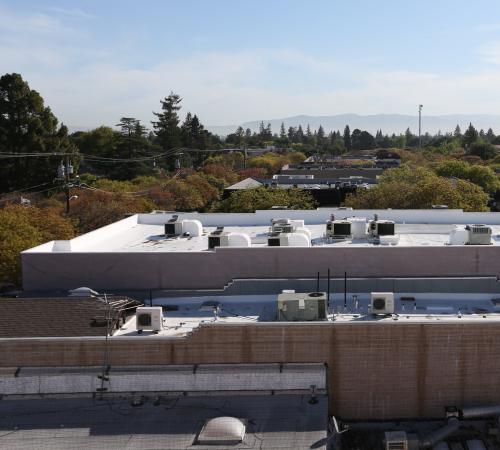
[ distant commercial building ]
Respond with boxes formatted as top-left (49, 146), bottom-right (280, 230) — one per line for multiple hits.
top-left (22, 209), bottom-right (500, 292)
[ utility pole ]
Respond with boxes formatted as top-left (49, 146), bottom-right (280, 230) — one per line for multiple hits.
top-left (418, 104), bottom-right (423, 150)
top-left (65, 156), bottom-right (70, 214)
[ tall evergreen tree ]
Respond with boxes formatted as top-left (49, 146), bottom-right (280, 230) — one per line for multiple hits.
top-left (279, 122), bottom-right (286, 139)
top-left (486, 128), bottom-right (495, 143)
top-left (453, 125), bottom-right (462, 138)
top-left (0, 73), bottom-right (77, 192)
top-left (462, 123), bottom-right (479, 149)
top-left (116, 117), bottom-right (138, 159)
top-left (152, 92), bottom-right (182, 150)
top-left (343, 125), bottom-right (351, 151)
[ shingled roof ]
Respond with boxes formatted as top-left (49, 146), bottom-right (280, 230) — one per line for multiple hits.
top-left (0, 296), bottom-right (142, 338)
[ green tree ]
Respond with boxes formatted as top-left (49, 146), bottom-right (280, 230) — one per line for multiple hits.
top-left (343, 125), bottom-right (351, 151)
top-left (345, 166), bottom-right (489, 211)
top-left (351, 129), bottom-right (375, 150)
top-left (462, 123), bottom-right (478, 149)
top-left (0, 73), bottom-right (78, 192)
top-left (468, 139), bottom-right (496, 160)
top-left (214, 187), bottom-right (317, 212)
top-left (152, 92), bottom-right (182, 152)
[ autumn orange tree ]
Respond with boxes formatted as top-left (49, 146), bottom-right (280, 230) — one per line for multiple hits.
top-left (0, 204), bottom-right (75, 285)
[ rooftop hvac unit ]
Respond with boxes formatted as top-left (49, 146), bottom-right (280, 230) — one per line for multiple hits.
top-left (136, 306), bottom-right (163, 333)
top-left (164, 215), bottom-right (183, 235)
top-left (164, 216), bottom-right (203, 237)
top-left (369, 219), bottom-right (395, 238)
top-left (277, 292), bottom-right (327, 321)
top-left (267, 232), bottom-right (311, 247)
top-left (384, 431), bottom-right (408, 450)
top-left (370, 292), bottom-right (395, 315)
top-left (208, 228), bottom-right (251, 249)
top-left (465, 224), bottom-right (492, 245)
top-left (326, 220), bottom-right (352, 239)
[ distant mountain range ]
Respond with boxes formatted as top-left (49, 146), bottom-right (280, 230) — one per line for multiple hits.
top-left (207, 114), bottom-right (500, 137)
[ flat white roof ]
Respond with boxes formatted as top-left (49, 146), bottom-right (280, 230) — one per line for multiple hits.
top-left (23, 208), bottom-right (500, 254)
top-left (112, 293), bottom-right (500, 338)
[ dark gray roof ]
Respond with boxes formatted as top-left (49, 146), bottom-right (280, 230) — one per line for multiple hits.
top-left (0, 296), bottom-right (142, 338)
top-left (0, 395), bottom-right (328, 449)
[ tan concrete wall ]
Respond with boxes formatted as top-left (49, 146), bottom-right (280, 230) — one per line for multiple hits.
top-left (2, 322), bottom-right (500, 420)
top-left (22, 246), bottom-right (500, 291)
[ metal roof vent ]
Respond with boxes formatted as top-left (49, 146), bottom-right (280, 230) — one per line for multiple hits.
top-left (68, 287), bottom-right (99, 298)
top-left (196, 417), bottom-right (246, 445)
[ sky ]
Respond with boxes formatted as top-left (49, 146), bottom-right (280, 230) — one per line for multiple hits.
top-left (2, 0), bottom-right (500, 129)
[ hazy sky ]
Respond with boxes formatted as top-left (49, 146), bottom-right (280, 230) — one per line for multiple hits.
top-left (2, 0), bottom-right (500, 128)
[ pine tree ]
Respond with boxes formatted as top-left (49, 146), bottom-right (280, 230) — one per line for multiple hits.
top-left (486, 128), bottom-right (495, 143)
top-left (296, 125), bottom-right (304, 143)
top-left (116, 117), bottom-right (138, 158)
top-left (453, 125), bottom-right (462, 138)
top-left (0, 73), bottom-right (78, 192)
top-left (280, 122), bottom-right (286, 139)
top-left (343, 125), bottom-right (351, 151)
top-left (462, 123), bottom-right (479, 149)
top-left (152, 92), bottom-right (182, 150)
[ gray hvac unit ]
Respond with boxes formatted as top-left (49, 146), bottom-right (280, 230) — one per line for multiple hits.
top-left (271, 218), bottom-right (294, 234)
top-left (369, 220), bottom-right (395, 237)
top-left (267, 232), bottom-right (282, 246)
top-left (208, 227), bottom-right (228, 249)
top-left (465, 224), bottom-right (492, 245)
top-left (164, 215), bottom-right (183, 236)
top-left (277, 292), bottom-right (327, 321)
top-left (326, 220), bottom-right (352, 239)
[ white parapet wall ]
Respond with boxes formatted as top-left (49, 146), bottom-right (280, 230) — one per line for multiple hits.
top-left (0, 363), bottom-right (326, 396)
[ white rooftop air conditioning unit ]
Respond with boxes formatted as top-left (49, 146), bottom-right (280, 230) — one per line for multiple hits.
top-left (271, 218), bottom-right (294, 234)
top-left (164, 216), bottom-right (202, 237)
top-left (164, 215), bottom-right (183, 235)
top-left (267, 232), bottom-right (310, 247)
top-left (465, 224), bottom-right (492, 245)
top-left (277, 292), bottom-right (327, 321)
top-left (369, 220), bottom-right (395, 238)
top-left (326, 220), bottom-right (352, 239)
top-left (136, 306), bottom-right (163, 333)
top-left (208, 228), bottom-right (251, 249)
top-left (384, 431), bottom-right (408, 450)
top-left (370, 292), bottom-right (395, 315)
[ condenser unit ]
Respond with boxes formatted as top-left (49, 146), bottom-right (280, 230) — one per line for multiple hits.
top-left (164, 216), bottom-right (203, 237)
top-left (267, 232), bottom-right (310, 247)
top-left (277, 292), bottom-right (327, 321)
top-left (164, 215), bottom-right (183, 235)
top-left (326, 220), bottom-right (352, 239)
top-left (370, 292), bottom-right (395, 315)
top-left (369, 220), bottom-right (395, 238)
top-left (136, 307), bottom-right (163, 333)
top-left (465, 224), bottom-right (492, 245)
top-left (208, 228), bottom-right (251, 249)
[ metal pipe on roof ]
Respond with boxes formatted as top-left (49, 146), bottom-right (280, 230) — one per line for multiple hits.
top-left (461, 405), bottom-right (500, 418)
top-left (419, 417), bottom-right (460, 449)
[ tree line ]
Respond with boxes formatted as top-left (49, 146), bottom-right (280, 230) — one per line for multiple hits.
top-left (226, 121), bottom-right (500, 158)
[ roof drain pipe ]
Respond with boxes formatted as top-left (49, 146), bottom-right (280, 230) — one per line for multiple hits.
top-left (419, 417), bottom-right (460, 449)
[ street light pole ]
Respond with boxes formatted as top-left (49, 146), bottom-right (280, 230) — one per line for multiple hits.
top-left (418, 104), bottom-right (423, 150)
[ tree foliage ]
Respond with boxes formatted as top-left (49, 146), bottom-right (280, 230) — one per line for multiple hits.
top-left (345, 166), bottom-right (489, 211)
top-left (0, 73), bottom-right (78, 192)
top-left (0, 204), bottom-right (75, 285)
top-left (214, 187), bottom-right (317, 212)
top-left (434, 159), bottom-right (500, 193)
